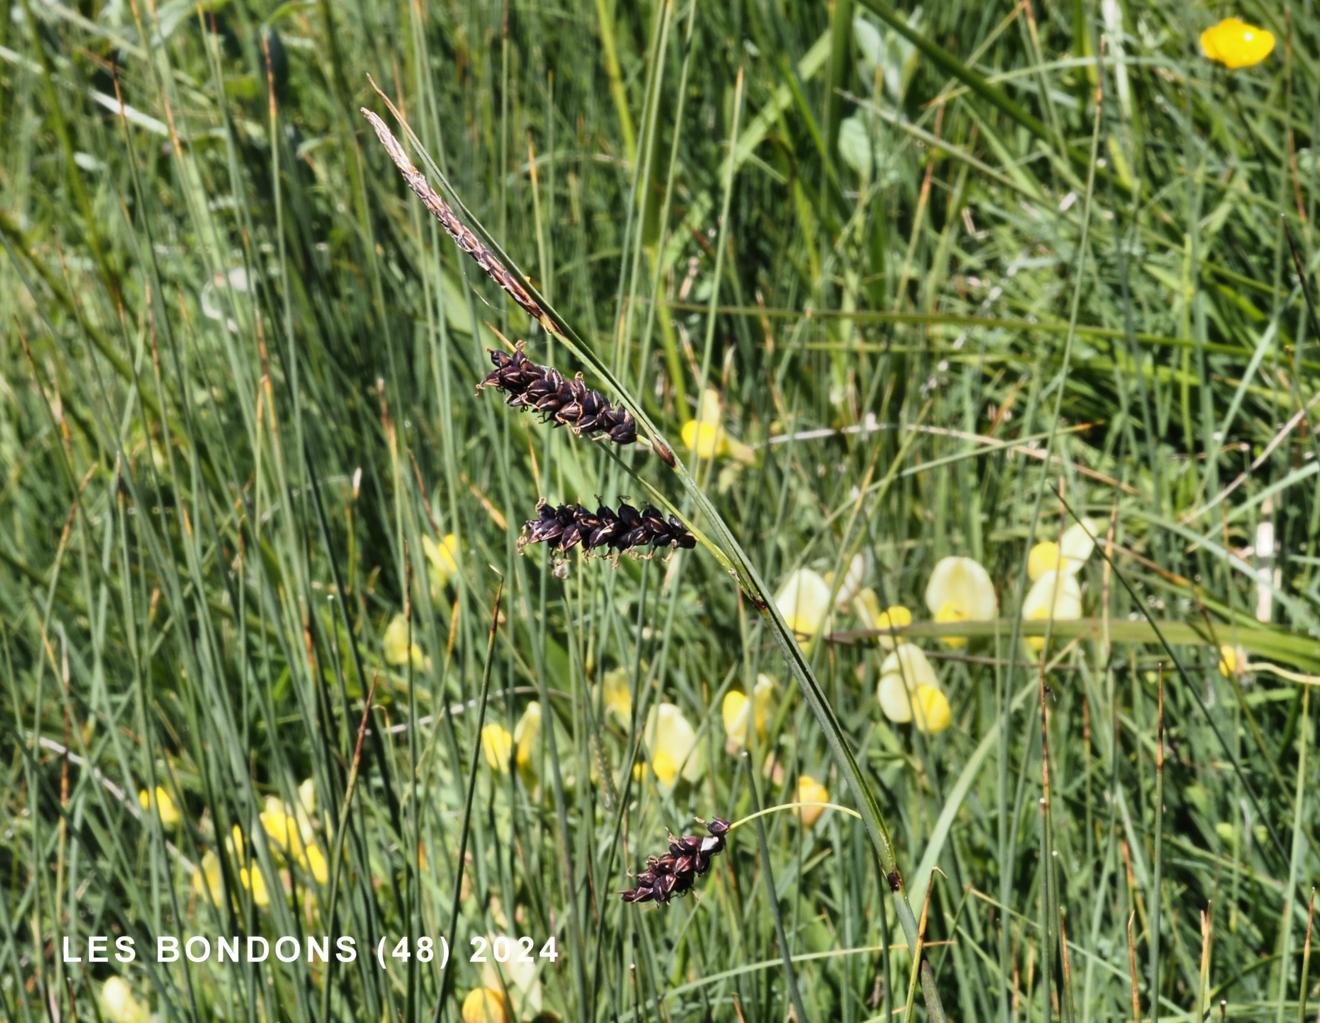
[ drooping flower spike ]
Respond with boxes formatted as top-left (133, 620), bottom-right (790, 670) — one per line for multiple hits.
top-left (479, 346), bottom-right (637, 445)
top-left (521, 500), bottom-right (695, 556)
top-left (620, 817), bottom-right (731, 905)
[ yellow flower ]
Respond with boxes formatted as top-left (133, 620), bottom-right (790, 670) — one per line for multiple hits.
top-left (99, 977), bottom-right (149, 1023)
top-left (193, 849), bottom-right (224, 904)
top-left (924, 556), bottom-right (996, 648)
top-left (854, 590), bottom-right (912, 650)
top-left (423, 532), bottom-right (461, 598)
top-left (794, 775), bottom-right (830, 828)
top-left (1217, 643), bottom-right (1245, 677)
top-left (240, 863), bottom-right (271, 907)
top-left (912, 685), bottom-right (951, 735)
top-left (260, 798), bottom-right (305, 858)
top-left (876, 643), bottom-right (940, 724)
top-left (775, 567), bottom-right (834, 638)
top-left (461, 986), bottom-right (509, 1023)
top-left (302, 843), bottom-right (329, 885)
top-left (138, 785), bottom-right (180, 828)
top-left (481, 723), bottom-right (514, 771)
top-left (1026, 541), bottom-right (1062, 582)
top-left (1201, 17), bottom-right (1275, 69)
top-left (1028, 519), bottom-right (1099, 581)
top-left (721, 674), bottom-right (776, 752)
top-left (1021, 570), bottom-right (1083, 653)
top-left (514, 702), bottom-right (542, 770)
top-left (824, 553), bottom-right (866, 608)
top-left (600, 667), bottom-right (632, 724)
top-left (680, 387), bottom-right (756, 464)
top-left (643, 702), bottom-right (703, 790)
top-left (383, 613), bottom-right (428, 669)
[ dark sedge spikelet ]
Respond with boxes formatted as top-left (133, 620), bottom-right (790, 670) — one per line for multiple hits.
top-left (479, 347), bottom-right (637, 445)
top-left (360, 109), bottom-right (554, 333)
top-left (522, 500), bottom-right (695, 556)
top-left (620, 818), bottom-right (731, 905)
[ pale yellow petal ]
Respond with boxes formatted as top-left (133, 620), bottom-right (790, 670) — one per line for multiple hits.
top-left (722, 690), bottom-right (751, 749)
top-left (877, 673), bottom-right (915, 723)
top-left (644, 702), bottom-right (701, 788)
top-left (481, 724), bottom-right (514, 772)
top-left (100, 977), bottom-right (149, 1023)
top-left (1058, 519), bottom-right (1099, 575)
top-left (794, 776), bottom-right (830, 828)
top-left (775, 567), bottom-right (833, 636)
top-left (925, 556), bottom-right (997, 623)
top-left (1021, 571), bottom-right (1083, 652)
top-left (514, 702), bottom-right (542, 769)
top-left (601, 668), bottom-right (632, 724)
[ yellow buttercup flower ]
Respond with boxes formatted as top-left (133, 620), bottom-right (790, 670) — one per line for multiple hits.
top-left (1021, 570), bottom-right (1083, 653)
top-left (680, 387), bottom-right (756, 464)
top-left (138, 785), bottom-right (180, 828)
top-left (423, 532), bottom-right (461, 598)
top-left (721, 674), bottom-right (776, 752)
top-left (794, 775), bottom-right (830, 828)
top-left (600, 667), bottom-right (632, 724)
top-left (912, 685), bottom-right (951, 734)
top-left (461, 986), bottom-right (510, 1023)
top-left (925, 556), bottom-right (996, 648)
top-left (1201, 17), bottom-right (1275, 69)
top-left (481, 723), bottom-right (514, 771)
top-left (383, 613), bottom-right (428, 670)
top-left (99, 977), bottom-right (149, 1023)
top-left (514, 702), bottom-right (542, 770)
top-left (876, 643), bottom-right (940, 724)
top-left (643, 702), bottom-right (703, 790)
top-left (774, 567), bottom-right (834, 638)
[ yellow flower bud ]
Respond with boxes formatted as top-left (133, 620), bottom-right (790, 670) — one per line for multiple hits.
top-left (794, 776), bottom-right (830, 828)
top-left (1217, 644), bottom-right (1244, 678)
top-left (138, 785), bottom-right (180, 828)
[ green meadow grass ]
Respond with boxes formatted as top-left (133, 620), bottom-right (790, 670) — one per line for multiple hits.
top-left (3, 2), bottom-right (1318, 1020)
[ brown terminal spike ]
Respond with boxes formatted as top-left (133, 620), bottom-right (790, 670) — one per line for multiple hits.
top-left (360, 108), bottom-right (555, 334)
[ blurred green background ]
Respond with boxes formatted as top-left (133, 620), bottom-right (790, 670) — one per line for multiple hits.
top-left (3, 1), bottom-right (1318, 1020)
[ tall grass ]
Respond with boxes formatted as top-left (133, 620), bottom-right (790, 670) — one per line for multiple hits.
top-left (3, 2), bottom-right (1318, 1021)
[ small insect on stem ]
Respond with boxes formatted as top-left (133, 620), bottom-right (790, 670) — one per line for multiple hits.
top-left (359, 108), bottom-right (556, 335)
